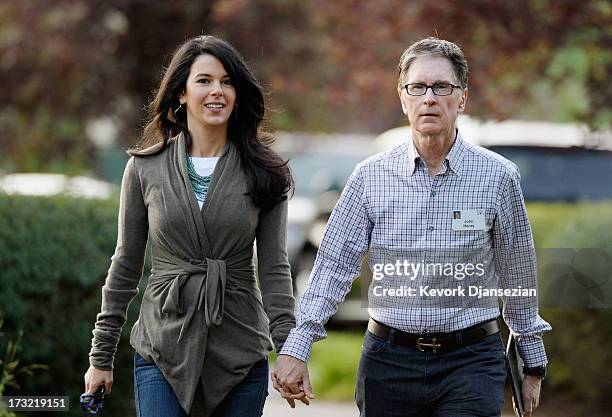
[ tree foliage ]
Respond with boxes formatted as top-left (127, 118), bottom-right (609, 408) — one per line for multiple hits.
top-left (1, 0), bottom-right (609, 172)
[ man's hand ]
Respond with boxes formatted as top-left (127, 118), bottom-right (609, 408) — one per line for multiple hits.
top-left (518, 375), bottom-right (541, 417)
top-left (271, 355), bottom-right (314, 408)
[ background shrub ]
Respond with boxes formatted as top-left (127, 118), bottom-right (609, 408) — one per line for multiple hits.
top-left (0, 194), bottom-right (149, 417)
top-left (529, 202), bottom-right (612, 404)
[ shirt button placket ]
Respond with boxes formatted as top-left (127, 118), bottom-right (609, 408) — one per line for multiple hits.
top-left (426, 177), bottom-right (439, 237)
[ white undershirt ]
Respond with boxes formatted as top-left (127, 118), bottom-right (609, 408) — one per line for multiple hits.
top-left (189, 156), bottom-right (219, 208)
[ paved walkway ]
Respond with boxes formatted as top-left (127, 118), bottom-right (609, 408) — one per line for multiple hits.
top-left (263, 373), bottom-right (514, 417)
top-left (263, 384), bottom-right (358, 417)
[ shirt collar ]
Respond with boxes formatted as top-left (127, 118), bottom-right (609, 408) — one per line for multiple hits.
top-left (405, 138), bottom-right (419, 176)
top-left (405, 129), bottom-right (466, 177)
top-left (446, 129), bottom-right (466, 176)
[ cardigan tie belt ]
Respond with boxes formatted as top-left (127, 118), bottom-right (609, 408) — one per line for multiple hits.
top-left (149, 251), bottom-right (254, 343)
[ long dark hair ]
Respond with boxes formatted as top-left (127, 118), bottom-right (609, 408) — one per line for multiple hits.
top-left (130, 35), bottom-right (292, 209)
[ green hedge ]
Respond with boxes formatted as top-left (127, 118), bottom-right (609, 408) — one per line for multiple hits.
top-left (0, 194), bottom-right (149, 417)
top-left (528, 202), bottom-right (612, 404)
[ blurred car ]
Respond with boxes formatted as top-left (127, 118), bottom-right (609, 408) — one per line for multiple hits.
top-left (487, 146), bottom-right (612, 201)
top-left (0, 173), bottom-right (116, 199)
top-left (286, 150), bottom-right (371, 321)
top-left (372, 116), bottom-right (612, 201)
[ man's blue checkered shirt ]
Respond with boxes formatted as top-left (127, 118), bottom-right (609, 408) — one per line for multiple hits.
top-left (281, 130), bottom-right (551, 367)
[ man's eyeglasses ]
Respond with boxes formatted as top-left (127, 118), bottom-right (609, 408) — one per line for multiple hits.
top-left (404, 83), bottom-right (462, 96)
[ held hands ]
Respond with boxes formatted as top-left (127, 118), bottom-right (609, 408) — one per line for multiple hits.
top-left (84, 365), bottom-right (113, 395)
top-left (271, 355), bottom-right (314, 408)
top-left (516, 375), bottom-right (541, 417)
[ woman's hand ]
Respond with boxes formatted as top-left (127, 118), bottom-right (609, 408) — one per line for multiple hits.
top-left (84, 365), bottom-right (113, 394)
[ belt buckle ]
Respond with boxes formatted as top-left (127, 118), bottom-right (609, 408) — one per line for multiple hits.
top-left (417, 337), bottom-right (442, 353)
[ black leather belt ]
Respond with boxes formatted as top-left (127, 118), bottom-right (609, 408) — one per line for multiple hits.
top-left (367, 317), bottom-right (499, 353)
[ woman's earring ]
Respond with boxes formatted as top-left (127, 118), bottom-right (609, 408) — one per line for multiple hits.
top-left (174, 104), bottom-right (183, 116)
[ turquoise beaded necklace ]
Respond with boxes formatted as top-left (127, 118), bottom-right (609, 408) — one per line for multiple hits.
top-left (186, 154), bottom-right (213, 203)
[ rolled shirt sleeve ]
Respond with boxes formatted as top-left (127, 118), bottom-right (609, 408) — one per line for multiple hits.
top-left (493, 166), bottom-right (552, 368)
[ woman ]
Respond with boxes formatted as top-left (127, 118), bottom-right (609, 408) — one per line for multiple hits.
top-left (83, 35), bottom-right (295, 417)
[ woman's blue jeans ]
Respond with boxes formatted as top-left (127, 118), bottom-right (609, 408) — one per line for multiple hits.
top-left (133, 351), bottom-right (268, 417)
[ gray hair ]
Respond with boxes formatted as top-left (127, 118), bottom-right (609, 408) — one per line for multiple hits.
top-left (397, 37), bottom-right (469, 88)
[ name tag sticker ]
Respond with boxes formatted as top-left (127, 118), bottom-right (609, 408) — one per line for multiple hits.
top-left (451, 209), bottom-right (486, 231)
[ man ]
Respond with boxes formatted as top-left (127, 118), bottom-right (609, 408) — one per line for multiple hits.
top-left (273, 37), bottom-right (551, 417)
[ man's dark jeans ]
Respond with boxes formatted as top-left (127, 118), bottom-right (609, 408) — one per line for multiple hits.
top-left (356, 330), bottom-right (507, 417)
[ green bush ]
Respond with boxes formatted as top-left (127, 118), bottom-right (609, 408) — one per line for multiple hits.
top-left (0, 315), bottom-right (48, 417)
top-left (528, 202), bottom-right (612, 404)
top-left (0, 194), bottom-right (149, 417)
top-left (528, 202), bottom-right (612, 248)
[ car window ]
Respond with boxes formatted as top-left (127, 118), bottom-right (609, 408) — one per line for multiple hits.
top-left (488, 146), bottom-right (612, 201)
top-left (289, 153), bottom-right (365, 197)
